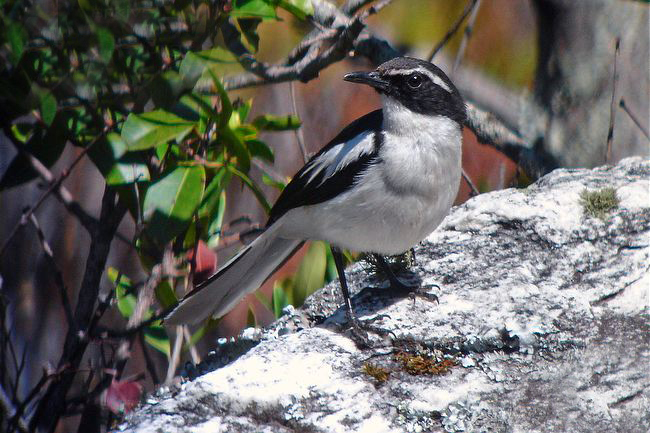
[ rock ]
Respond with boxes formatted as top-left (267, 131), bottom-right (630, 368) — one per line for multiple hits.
top-left (120, 157), bottom-right (650, 433)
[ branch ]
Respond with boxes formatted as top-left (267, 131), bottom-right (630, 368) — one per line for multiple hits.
top-left (289, 81), bottom-right (309, 164)
top-left (30, 186), bottom-right (127, 432)
top-left (28, 214), bottom-right (75, 329)
top-left (223, 14), bottom-right (367, 90)
top-left (464, 102), bottom-right (557, 178)
top-left (461, 169), bottom-right (479, 197)
top-left (620, 99), bottom-right (650, 140)
top-left (606, 38), bottom-right (621, 162)
top-left (218, 0), bottom-right (547, 176)
top-left (1, 131), bottom-right (97, 232)
top-left (138, 332), bottom-right (160, 385)
top-left (0, 383), bottom-right (29, 433)
top-left (428, 0), bottom-right (479, 62)
top-left (342, 0), bottom-right (375, 15)
top-left (452, 0), bottom-right (482, 74)
top-left (0, 130), bottom-right (134, 258)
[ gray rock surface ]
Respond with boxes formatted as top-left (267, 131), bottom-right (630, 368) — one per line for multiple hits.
top-left (120, 157), bottom-right (650, 433)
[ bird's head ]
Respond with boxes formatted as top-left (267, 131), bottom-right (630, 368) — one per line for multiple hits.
top-left (344, 57), bottom-right (466, 125)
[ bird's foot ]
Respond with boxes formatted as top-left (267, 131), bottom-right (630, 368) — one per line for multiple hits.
top-left (371, 254), bottom-right (439, 305)
top-left (346, 313), bottom-right (394, 349)
top-left (369, 279), bottom-right (440, 306)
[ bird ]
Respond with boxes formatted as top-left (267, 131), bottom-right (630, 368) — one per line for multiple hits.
top-left (165, 56), bottom-right (467, 333)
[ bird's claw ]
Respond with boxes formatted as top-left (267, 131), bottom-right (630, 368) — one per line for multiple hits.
top-left (346, 313), bottom-right (395, 348)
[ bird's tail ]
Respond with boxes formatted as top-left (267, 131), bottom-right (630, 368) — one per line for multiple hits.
top-left (165, 224), bottom-right (303, 325)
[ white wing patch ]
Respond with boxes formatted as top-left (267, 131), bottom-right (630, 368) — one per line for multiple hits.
top-left (384, 67), bottom-right (453, 93)
top-left (303, 131), bottom-right (375, 184)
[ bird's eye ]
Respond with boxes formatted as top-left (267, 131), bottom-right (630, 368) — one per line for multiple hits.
top-left (407, 73), bottom-right (423, 89)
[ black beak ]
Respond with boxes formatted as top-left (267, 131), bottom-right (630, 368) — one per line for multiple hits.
top-left (343, 71), bottom-right (388, 91)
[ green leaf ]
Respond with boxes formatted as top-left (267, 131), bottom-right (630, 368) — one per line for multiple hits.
top-left (208, 70), bottom-right (232, 131)
top-left (150, 71), bottom-right (185, 109)
top-left (108, 267), bottom-right (136, 319)
top-left (121, 110), bottom-right (196, 151)
top-left (236, 99), bottom-right (253, 122)
top-left (272, 279), bottom-right (292, 318)
top-left (252, 114), bottom-right (301, 131)
top-left (0, 117), bottom-right (67, 190)
top-left (182, 318), bottom-right (220, 351)
top-left (247, 139), bottom-right (274, 163)
top-left (6, 23), bottom-right (27, 63)
top-left (246, 306), bottom-right (256, 327)
top-left (228, 165), bottom-right (271, 212)
top-left (179, 47), bottom-right (238, 90)
top-left (143, 324), bottom-right (170, 357)
top-left (89, 133), bottom-right (151, 185)
top-left (211, 77), bottom-right (250, 169)
top-left (96, 27), bottom-right (115, 63)
top-left (221, 127), bottom-right (251, 171)
top-left (254, 290), bottom-right (272, 311)
top-left (230, 0), bottom-right (278, 20)
top-left (206, 190), bottom-right (226, 249)
top-left (292, 241), bottom-right (327, 306)
top-left (198, 168), bottom-right (231, 218)
top-left (237, 18), bottom-right (262, 53)
top-left (39, 92), bottom-right (57, 126)
top-left (143, 165), bottom-right (206, 244)
top-left (154, 280), bottom-right (177, 309)
top-left (262, 172), bottom-right (286, 190)
top-left (277, 0), bottom-right (314, 20)
top-left (324, 245), bottom-right (338, 282)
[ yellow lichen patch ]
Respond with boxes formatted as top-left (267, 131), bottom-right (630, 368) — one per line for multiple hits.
top-left (394, 352), bottom-right (456, 376)
top-left (362, 363), bottom-right (390, 383)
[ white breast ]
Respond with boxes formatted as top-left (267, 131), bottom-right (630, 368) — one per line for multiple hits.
top-left (279, 97), bottom-right (462, 255)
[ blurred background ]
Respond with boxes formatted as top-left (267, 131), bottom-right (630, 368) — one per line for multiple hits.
top-left (0, 0), bottom-right (647, 431)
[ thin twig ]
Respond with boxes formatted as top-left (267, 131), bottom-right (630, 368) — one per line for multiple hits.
top-left (182, 326), bottom-right (200, 365)
top-left (0, 129), bottom-right (133, 258)
top-left (619, 99), bottom-right (649, 141)
top-left (30, 187), bottom-right (127, 432)
top-left (166, 327), bottom-right (183, 384)
top-left (8, 369), bottom-right (53, 429)
top-left (222, 0), bottom-right (369, 91)
top-left (356, 0), bottom-right (394, 20)
top-left (217, 0), bottom-right (538, 176)
top-left (606, 38), bottom-right (621, 162)
top-left (0, 383), bottom-right (29, 433)
top-left (461, 169), bottom-right (480, 197)
top-left (453, 0), bottom-right (482, 74)
top-left (92, 309), bottom-right (170, 339)
top-left (428, 0), bottom-right (478, 62)
top-left (289, 81), bottom-right (309, 164)
top-left (28, 213), bottom-right (76, 330)
top-left (342, 0), bottom-right (375, 15)
top-left (252, 159), bottom-right (287, 186)
top-left (138, 331), bottom-right (160, 385)
top-left (11, 346), bottom-right (27, 408)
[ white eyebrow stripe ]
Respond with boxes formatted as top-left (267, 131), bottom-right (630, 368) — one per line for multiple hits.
top-left (383, 67), bottom-right (453, 93)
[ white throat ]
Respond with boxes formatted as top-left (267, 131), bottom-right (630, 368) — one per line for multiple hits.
top-left (379, 93), bottom-right (462, 201)
top-left (380, 95), bottom-right (461, 147)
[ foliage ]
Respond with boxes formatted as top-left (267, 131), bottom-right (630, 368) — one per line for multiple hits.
top-left (0, 0), bottom-right (316, 330)
top-left (257, 241), bottom-right (348, 319)
top-left (0, 0), bottom-right (322, 426)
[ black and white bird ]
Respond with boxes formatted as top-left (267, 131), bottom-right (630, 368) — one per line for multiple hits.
top-left (166, 57), bottom-right (466, 328)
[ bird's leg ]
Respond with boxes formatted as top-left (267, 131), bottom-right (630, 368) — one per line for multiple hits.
top-left (331, 247), bottom-right (390, 347)
top-left (331, 247), bottom-right (355, 321)
top-left (373, 254), bottom-right (439, 304)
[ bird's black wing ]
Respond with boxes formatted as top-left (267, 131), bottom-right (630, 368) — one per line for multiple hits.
top-left (267, 109), bottom-right (384, 226)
